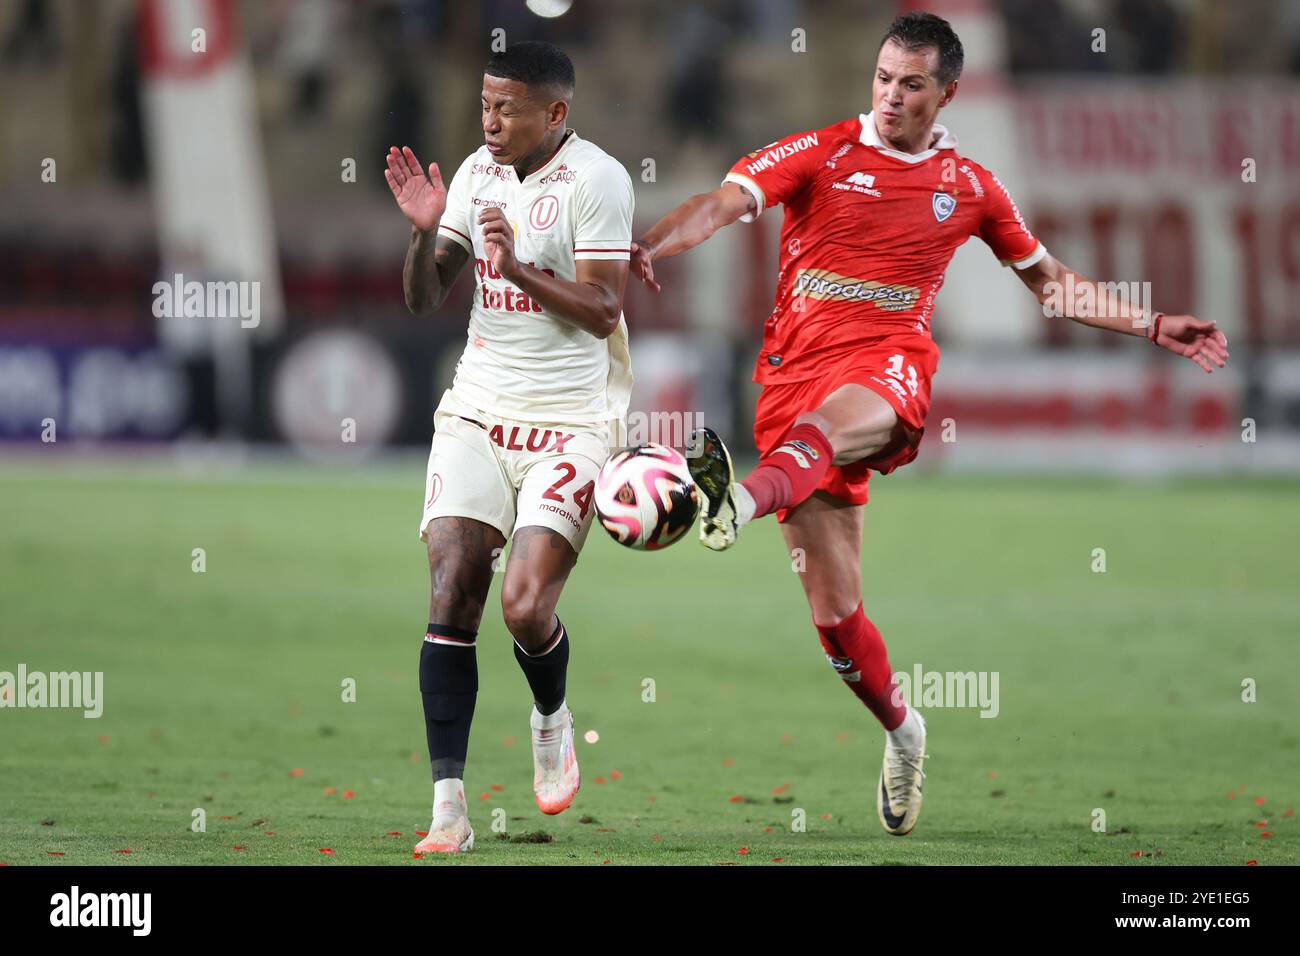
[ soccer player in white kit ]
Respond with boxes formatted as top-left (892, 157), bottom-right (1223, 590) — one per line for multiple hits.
top-left (384, 41), bottom-right (634, 854)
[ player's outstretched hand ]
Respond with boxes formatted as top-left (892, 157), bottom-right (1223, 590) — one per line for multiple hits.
top-left (1155, 315), bottom-right (1229, 374)
top-left (630, 241), bottom-right (660, 293)
top-left (385, 146), bottom-right (445, 232)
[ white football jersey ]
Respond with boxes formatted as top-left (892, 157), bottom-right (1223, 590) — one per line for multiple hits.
top-left (436, 130), bottom-right (634, 426)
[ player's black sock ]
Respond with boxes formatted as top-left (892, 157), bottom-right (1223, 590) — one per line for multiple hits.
top-left (513, 618), bottom-right (569, 717)
top-left (420, 623), bottom-right (478, 781)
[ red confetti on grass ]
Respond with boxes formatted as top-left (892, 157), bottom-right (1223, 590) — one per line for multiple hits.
top-left (1285, 808), bottom-right (1295, 818)
top-left (763, 827), bottom-right (774, 833)
top-left (47, 851), bottom-right (65, 856)
top-left (113, 849), bottom-right (133, 854)
top-left (821, 813), bottom-right (833, 820)
top-left (773, 784), bottom-right (790, 795)
top-left (646, 796), bottom-right (657, 803)
top-left (318, 848), bottom-right (335, 854)
top-left (218, 815), bottom-right (234, 821)
top-left (1261, 832), bottom-right (1273, 839)
top-left (723, 758), bottom-right (736, 768)
top-left (264, 831), bottom-right (276, 837)
top-left (1130, 850), bottom-right (1143, 857)
top-left (490, 784), bottom-right (504, 792)
top-left (386, 831), bottom-right (402, 837)
top-left (1255, 796), bottom-right (1266, 805)
top-left (479, 792), bottom-right (491, 800)
top-left (1246, 860), bottom-right (1258, 866)
top-left (772, 857), bottom-right (785, 862)
top-left (413, 852), bottom-right (423, 859)
top-left (1256, 820), bottom-right (1268, 827)
top-left (342, 790), bottom-right (355, 799)
top-left (595, 776), bottom-right (608, 785)
top-left (728, 795), bottom-right (745, 803)
top-left (737, 847), bottom-right (749, 855)
top-left (610, 770), bottom-right (622, 781)
top-left (232, 845), bottom-right (246, 851)
top-left (652, 835), bottom-right (663, 842)
top-left (290, 768), bottom-right (305, 777)
top-left (323, 787), bottom-right (337, 796)
top-left (416, 830), bottom-right (428, 837)
top-left (602, 859), bottom-right (610, 865)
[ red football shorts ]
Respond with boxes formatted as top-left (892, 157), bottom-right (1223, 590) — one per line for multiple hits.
top-left (751, 335), bottom-right (940, 518)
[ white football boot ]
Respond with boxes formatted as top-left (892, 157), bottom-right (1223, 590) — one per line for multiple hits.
top-left (531, 702), bottom-right (580, 815)
top-left (687, 426), bottom-right (740, 551)
top-left (877, 710), bottom-right (927, 836)
top-left (414, 780), bottom-right (474, 854)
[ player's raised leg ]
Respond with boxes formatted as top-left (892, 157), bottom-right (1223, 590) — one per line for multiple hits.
top-left (501, 525), bottom-right (582, 815)
top-left (779, 490), bottom-right (927, 835)
top-left (691, 383), bottom-right (913, 550)
top-left (416, 516), bottom-right (505, 854)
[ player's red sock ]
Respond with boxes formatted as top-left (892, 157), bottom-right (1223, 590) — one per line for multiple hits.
top-left (816, 602), bottom-right (906, 731)
top-left (740, 422), bottom-right (833, 519)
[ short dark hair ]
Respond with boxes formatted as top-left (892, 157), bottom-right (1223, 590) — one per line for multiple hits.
top-left (879, 11), bottom-right (964, 86)
top-left (485, 40), bottom-right (575, 101)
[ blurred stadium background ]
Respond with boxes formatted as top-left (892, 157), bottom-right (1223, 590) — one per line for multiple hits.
top-left (3, 0), bottom-right (1300, 474)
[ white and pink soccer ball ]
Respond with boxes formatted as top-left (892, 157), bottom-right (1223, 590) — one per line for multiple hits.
top-left (594, 444), bottom-right (699, 551)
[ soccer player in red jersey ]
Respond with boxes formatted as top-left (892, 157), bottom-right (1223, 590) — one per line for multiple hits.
top-left (630, 12), bottom-right (1229, 836)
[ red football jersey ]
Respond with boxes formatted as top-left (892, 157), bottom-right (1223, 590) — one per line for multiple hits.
top-left (724, 112), bottom-right (1045, 385)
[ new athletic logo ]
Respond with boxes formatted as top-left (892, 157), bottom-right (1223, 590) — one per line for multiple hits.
top-left (831, 170), bottom-right (881, 197)
top-left (772, 438), bottom-right (818, 470)
top-left (792, 268), bottom-right (920, 312)
top-left (932, 191), bottom-right (957, 223)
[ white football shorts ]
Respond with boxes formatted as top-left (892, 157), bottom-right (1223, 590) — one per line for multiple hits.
top-left (418, 389), bottom-right (612, 552)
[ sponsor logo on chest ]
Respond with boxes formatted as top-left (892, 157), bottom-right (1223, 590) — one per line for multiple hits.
top-left (832, 170), bottom-right (882, 197)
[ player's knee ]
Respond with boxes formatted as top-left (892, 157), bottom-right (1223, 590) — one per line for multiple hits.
top-left (500, 584), bottom-right (554, 651)
top-left (427, 557), bottom-right (490, 630)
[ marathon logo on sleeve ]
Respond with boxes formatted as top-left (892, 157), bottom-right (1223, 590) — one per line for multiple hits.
top-left (791, 268), bottom-right (920, 312)
top-left (745, 133), bottom-right (819, 176)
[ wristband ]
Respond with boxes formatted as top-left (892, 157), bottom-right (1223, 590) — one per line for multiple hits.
top-left (1149, 312), bottom-right (1164, 344)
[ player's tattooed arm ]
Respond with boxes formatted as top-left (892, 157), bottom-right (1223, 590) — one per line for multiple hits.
top-left (385, 145), bottom-right (471, 314)
top-left (479, 207), bottom-right (628, 339)
top-left (404, 230), bottom-right (470, 315)
top-left (629, 182), bottom-right (756, 292)
top-left (1015, 252), bottom-right (1229, 373)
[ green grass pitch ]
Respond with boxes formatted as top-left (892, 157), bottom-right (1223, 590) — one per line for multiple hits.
top-left (1, 461), bottom-right (1297, 865)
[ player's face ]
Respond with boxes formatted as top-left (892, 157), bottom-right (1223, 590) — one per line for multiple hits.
top-left (481, 74), bottom-right (563, 169)
top-left (872, 40), bottom-right (955, 150)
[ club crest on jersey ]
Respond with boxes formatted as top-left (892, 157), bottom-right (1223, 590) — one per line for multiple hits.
top-left (932, 191), bottom-right (956, 223)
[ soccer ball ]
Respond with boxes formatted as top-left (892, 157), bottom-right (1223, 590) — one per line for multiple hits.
top-left (595, 444), bottom-right (699, 550)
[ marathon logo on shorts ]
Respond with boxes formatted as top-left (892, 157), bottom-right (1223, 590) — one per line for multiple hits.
top-left (792, 269), bottom-right (919, 313)
top-left (745, 133), bottom-right (819, 175)
top-left (489, 425), bottom-right (573, 454)
top-left (826, 654), bottom-right (861, 682)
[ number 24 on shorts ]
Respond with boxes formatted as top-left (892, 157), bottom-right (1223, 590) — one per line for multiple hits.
top-left (884, 353), bottom-right (919, 397)
top-left (544, 462), bottom-right (595, 518)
